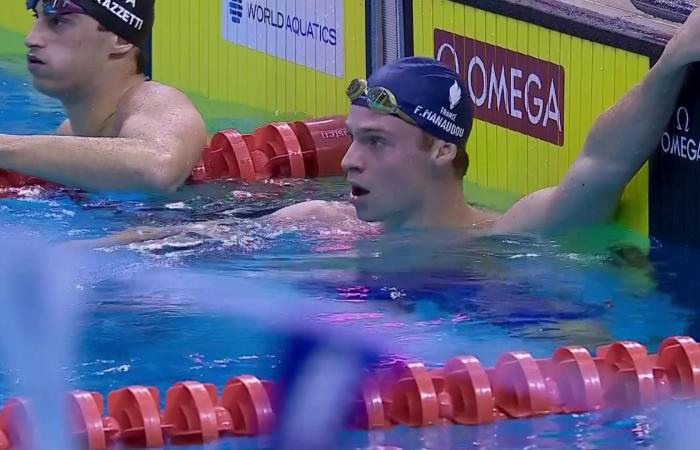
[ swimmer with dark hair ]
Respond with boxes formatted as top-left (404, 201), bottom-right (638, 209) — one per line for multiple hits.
top-left (0, 0), bottom-right (206, 193)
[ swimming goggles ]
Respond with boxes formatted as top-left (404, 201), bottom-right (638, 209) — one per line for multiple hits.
top-left (346, 79), bottom-right (416, 125)
top-left (27, 0), bottom-right (86, 17)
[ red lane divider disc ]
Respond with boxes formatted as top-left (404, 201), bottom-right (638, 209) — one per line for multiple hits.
top-left (493, 352), bottom-right (550, 418)
top-left (210, 130), bottom-right (256, 182)
top-left (163, 381), bottom-right (221, 444)
top-left (220, 375), bottom-right (275, 436)
top-left (534, 358), bottom-right (563, 414)
top-left (657, 336), bottom-right (700, 399)
top-left (550, 346), bottom-right (603, 413)
top-left (255, 124), bottom-right (305, 179)
top-left (67, 391), bottom-right (120, 450)
top-left (385, 361), bottom-right (440, 427)
top-left (279, 125), bottom-right (306, 179)
top-left (443, 356), bottom-right (498, 425)
top-left (357, 376), bottom-right (389, 429)
top-left (232, 134), bottom-right (258, 182)
top-left (596, 341), bottom-right (657, 408)
top-left (108, 386), bottom-right (167, 448)
top-left (209, 132), bottom-right (238, 179)
top-left (201, 148), bottom-right (229, 180)
top-left (0, 398), bottom-right (33, 449)
top-left (291, 116), bottom-right (350, 177)
top-left (250, 150), bottom-right (272, 179)
top-left (348, 375), bottom-right (388, 430)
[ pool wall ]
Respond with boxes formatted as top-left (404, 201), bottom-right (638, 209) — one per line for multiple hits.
top-left (0, 2), bottom-right (33, 69)
top-left (0, 1), bottom-right (681, 241)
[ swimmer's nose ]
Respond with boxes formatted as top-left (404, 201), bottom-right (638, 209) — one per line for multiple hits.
top-left (25, 20), bottom-right (48, 50)
top-left (341, 141), bottom-right (365, 175)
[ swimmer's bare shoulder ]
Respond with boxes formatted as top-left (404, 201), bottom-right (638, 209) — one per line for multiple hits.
top-left (55, 81), bottom-right (205, 142)
top-left (472, 208), bottom-right (502, 231)
top-left (271, 200), bottom-right (358, 222)
top-left (112, 81), bottom-right (205, 138)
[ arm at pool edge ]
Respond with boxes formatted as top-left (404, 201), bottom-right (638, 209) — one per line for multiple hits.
top-left (271, 200), bottom-right (358, 221)
top-left (0, 86), bottom-right (207, 193)
top-left (493, 9), bottom-right (700, 234)
top-left (66, 201), bottom-right (357, 250)
top-left (63, 227), bottom-right (181, 250)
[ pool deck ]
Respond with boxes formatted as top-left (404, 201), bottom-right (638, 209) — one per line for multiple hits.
top-left (561, 0), bottom-right (685, 36)
top-left (509, 0), bottom-right (690, 48)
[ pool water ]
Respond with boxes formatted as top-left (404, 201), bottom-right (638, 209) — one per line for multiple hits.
top-left (1, 63), bottom-right (700, 449)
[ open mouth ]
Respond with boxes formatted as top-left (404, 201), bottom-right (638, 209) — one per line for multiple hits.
top-left (351, 185), bottom-right (370, 197)
top-left (27, 54), bottom-right (45, 65)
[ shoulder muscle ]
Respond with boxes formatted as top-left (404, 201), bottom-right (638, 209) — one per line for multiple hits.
top-left (491, 187), bottom-right (558, 234)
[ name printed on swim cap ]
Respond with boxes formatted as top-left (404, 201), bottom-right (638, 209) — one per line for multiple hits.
top-left (413, 105), bottom-right (466, 139)
top-left (94, 0), bottom-right (144, 30)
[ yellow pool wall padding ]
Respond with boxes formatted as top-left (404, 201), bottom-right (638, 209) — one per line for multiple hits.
top-left (152, 0), bottom-right (366, 124)
top-left (413, 0), bottom-right (650, 236)
top-left (0, 2), bottom-right (34, 62)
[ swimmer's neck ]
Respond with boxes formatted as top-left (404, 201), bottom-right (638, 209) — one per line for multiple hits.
top-left (61, 72), bottom-right (147, 136)
top-left (381, 182), bottom-right (492, 232)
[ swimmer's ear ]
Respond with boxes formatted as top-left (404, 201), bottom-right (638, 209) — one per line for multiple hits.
top-left (108, 34), bottom-right (135, 57)
top-left (430, 140), bottom-right (458, 169)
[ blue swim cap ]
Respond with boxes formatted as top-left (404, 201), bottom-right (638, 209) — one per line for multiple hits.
top-left (352, 56), bottom-right (474, 148)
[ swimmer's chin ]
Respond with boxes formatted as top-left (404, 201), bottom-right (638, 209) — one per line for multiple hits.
top-left (30, 81), bottom-right (53, 97)
top-left (352, 207), bottom-right (382, 224)
top-left (29, 78), bottom-right (64, 99)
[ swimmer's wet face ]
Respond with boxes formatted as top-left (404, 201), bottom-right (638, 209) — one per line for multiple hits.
top-left (25, 0), bottom-right (115, 98)
top-left (343, 57), bottom-right (474, 227)
top-left (342, 105), bottom-right (441, 224)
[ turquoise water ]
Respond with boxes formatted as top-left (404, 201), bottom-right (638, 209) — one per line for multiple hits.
top-left (1, 63), bottom-right (700, 449)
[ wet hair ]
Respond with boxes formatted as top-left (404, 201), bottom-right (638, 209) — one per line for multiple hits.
top-left (136, 49), bottom-right (148, 75)
top-left (421, 132), bottom-right (470, 179)
top-left (97, 24), bottom-right (146, 74)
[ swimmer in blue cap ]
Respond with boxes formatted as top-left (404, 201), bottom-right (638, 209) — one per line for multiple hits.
top-left (272, 6), bottom-right (700, 234)
top-left (0, 0), bottom-right (206, 192)
top-left (266, 56), bottom-right (500, 231)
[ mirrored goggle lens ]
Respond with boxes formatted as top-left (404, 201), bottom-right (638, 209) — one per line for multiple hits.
top-left (366, 88), bottom-right (398, 114)
top-left (346, 79), bottom-right (367, 101)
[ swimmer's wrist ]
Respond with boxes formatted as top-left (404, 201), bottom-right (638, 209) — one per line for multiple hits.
top-left (657, 34), bottom-right (699, 75)
top-left (651, 51), bottom-right (688, 80)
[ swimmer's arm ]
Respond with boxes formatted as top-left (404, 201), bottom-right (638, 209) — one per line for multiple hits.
top-left (0, 88), bottom-right (206, 193)
top-left (494, 16), bottom-right (698, 234)
top-left (64, 226), bottom-right (179, 250)
top-left (271, 200), bottom-right (358, 221)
